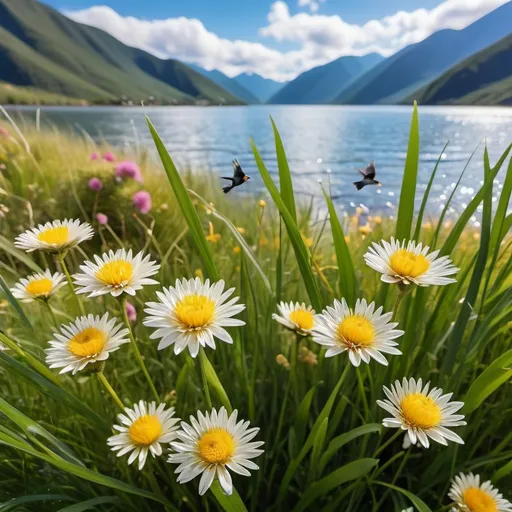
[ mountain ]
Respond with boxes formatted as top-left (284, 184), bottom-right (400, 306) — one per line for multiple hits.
top-left (189, 65), bottom-right (260, 104)
top-left (234, 73), bottom-right (286, 103)
top-left (267, 53), bottom-right (383, 105)
top-left (411, 34), bottom-right (512, 106)
top-left (335, 1), bottom-right (512, 105)
top-left (0, 0), bottom-right (243, 105)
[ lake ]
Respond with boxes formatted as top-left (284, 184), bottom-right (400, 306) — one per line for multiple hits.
top-left (6, 105), bottom-right (512, 224)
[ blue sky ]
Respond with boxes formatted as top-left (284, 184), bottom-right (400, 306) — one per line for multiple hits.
top-left (45, 0), bottom-right (508, 80)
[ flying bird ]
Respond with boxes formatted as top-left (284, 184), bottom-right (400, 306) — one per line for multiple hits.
top-left (353, 162), bottom-right (381, 190)
top-left (222, 160), bottom-right (250, 194)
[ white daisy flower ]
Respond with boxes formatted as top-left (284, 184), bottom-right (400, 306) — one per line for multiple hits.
top-left (272, 301), bottom-right (316, 336)
top-left (377, 377), bottom-right (466, 449)
top-left (108, 400), bottom-right (180, 471)
top-left (143, 278), bottom-right (245, 358)
top-left (14, 219), bottom-right (94, 253)
top-left (168, 407), bottom-right (264, 496)
top-left (11, 270), bottom-right (66, 302)
top-left (312, 298), bottom-right (403, 367)
top-left (45, 313), bottom-right (130, 374)
top-left (74, 249), bottom-right (160, 298)
top-left (364, 237), bottom-right (458, 286)
top-left (448, 472), bottom-right (512, 512)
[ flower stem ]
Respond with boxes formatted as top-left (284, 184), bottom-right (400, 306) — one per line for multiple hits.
top-left (97, 372), bottom-right (124, 410)
top-left (57, 252), bottom-right (85, 315)
top-left (119, 297), bottom-right (159, 402)
top-left (373, 429), bottom-right (402, 457)
top-left (43, 300), bottom-right (59, 327)
top-left (198, 347), bottom-right (213, 409)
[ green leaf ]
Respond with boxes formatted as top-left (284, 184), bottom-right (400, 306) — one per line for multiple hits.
top-left (494, 459), bottom-right (512, 483)
top-left (146, 117), bottom-right (219, 280)
top-left (210, 481), bottom-right (248, 512)
top-left (373, 481), bottom-right (432, 512)
top-left (0, 350), bottom-right (107, 429)
top-left (395, 101), bottom-right (419, 241)
top-left (462, 349), bottom-right (512, 415)
top-left (0, 275), bottom-right (33, 330)
top-left (58, 497), bottom-right (121, 511)
top-left (294, 458), bottom-right (378, 512)
top-left (271, 117), bottom-right (297, 223)
top-left (319, 423), bottom-right (381, 473)
top-left (293, 384), bottom-right (319, 447)
top-left (307, 417), bottom-right (328, 483)
top-left (251, 141), bottom-right (323, 311)
top-left (199, 349), bottom-right (233, 414)
top-left (0, 234), bottom-right (42, 273)
top-left (0, 494), bottom-right (73, 512)
top-left (321, 186), bottom-right (357, 305)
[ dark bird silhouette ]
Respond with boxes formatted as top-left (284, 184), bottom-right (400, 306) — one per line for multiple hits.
top-left (353, 162), bottom-right (381, 190)
top-left (222, 160), bottom-right (250, 194)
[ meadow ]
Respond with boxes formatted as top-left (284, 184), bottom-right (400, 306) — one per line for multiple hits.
top-left (0, 104), bottom-right (511, 512)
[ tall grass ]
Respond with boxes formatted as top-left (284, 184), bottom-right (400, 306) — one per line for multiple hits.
top-left (0, 106), bottom-right (510, 512)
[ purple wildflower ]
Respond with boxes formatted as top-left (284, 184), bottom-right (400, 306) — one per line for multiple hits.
top-left (115, 161), bottom-right (143, 183)
top-left (132, 190), bottom-right (152, 214)
top-left (103, 151), bottom-right (116, 162)
top-left (125, 301), bottom-right (137, 322)
top-left (96, 213), bottom-right (108, 225)
top-left (88, 177), bottom-right (103, 191)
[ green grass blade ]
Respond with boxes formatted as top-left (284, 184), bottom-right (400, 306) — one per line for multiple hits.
top-left (271, 117), bottom-right (297, 222)
top-left (58, 497), bottom-right (121, 511)
top-left (200, 350), bottom-right (233, 414)
top-left (373, 481), bottom-right (432, 512)
top-left (395, 101), bottom-right (419, 241)
top-left (0, 275), bottom-right (33, 330)
top-left (413, 141), bottom-right (449, 240)
top-left (210, 481), bottom-right (248, 512)
top-left (251, 140), bottom-right (323, 311)
top-left (0, 494), bottom-right (74, 512)
top-left (146, 117), bottom-right (219, 280)
top-left (293, 383), bottom-right (319, 447)
top-left (462, 349), bottom-right (512, 415)
top-left (0, 351), bottom-right (107, 429)
top-left (494, 459), bottom-right (512, 483)
top-left (295, 459), bottom-right (378, 512)
top-left (321, 186), bottom-right (357, 305)
top-left (0, 234), bottom-right (43, 273)
top-left (307, 417), bottom-right (328, 483)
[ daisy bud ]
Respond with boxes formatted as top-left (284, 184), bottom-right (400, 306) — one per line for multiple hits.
top-left (125, 301), bottom-right (137, 322)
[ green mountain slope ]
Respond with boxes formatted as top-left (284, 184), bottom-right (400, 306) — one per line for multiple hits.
top-left (234, 74), bottom-right (286, 103)
top-left (0, 0), bottom-right (242, 104)
top-left (267, 54), bottom-right (383, 105)
top-left (412, 34), bottom-right (512, 105)
top-left (335, 1), bottom-right (512, 104)
top-left (0, 81), bottom-right (83, 105)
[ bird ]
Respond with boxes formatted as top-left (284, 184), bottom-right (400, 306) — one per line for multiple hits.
top-left (221, 160), bottom-right (250, 193)
top-left (353, 162), bottom-right (381, 190)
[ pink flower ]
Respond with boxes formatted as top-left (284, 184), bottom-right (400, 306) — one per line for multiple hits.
top-left (103, 151), bottom-right (116, 162)
top-left (115, 161), bottom-right (143, 183)
top-left (132, 190), bottom-right (152, 214)
top-left (125, 301), bottom-right (137, 322)
top-left (0, 127), bottom-right (9, 138)
top-left (96, 213), bottom-right (108, 225)
top-left (88, 177), bottom-right (103, 191)
top-left (90, 152), bottom-right (100, 161)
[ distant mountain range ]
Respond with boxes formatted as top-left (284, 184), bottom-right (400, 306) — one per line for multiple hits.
top-left (0, 0), bottom-right (243, 105)
top-left (335, 1), bottom-right (512, 105)
top-left (411, 33), bottom-right (512, 106)
top-left (0, 0), bottom-right (510, 106)
top-left (267, 53), bottom-right (383, 104)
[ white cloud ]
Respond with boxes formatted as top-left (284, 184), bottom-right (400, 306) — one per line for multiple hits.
top-left (298, 0), bottom-right (323, 13)
top-left (65, 0), bottom-right (509, 81)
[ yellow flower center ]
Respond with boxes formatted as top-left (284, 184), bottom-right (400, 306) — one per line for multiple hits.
top-left (25, 278), bottom-right (53, 297)
top-left (128, 415), bottom-right (162, 446)
top-left (289, 309), bottom-right (315, 331)
top-left (389, 249), bottom-right (430, 278)
top-left (37, 226), bottom-right (69, 246)
top-left (198, 428), bottom-right (235, 464)
top-left (95, 260), bottom-right (134, 287)
top-left (67, 327), bottom-right (107, 358)
top-left (336, 314), bottom-right (375, 347)
top-left (462, 488), bottom-right (497, 512)
top-left (175, 294), bottom-right (215, 329)
top-left (400, 393), bottom-right (442, 429)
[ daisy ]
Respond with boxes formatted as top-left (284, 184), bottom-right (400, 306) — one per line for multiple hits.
top-left (74, 249), bottom-right (160, 298)
top-left (448, 472), bottom-right (512, 512)
top-left (312, 298), bottom-right (403, 367)
top-left (14, 219), bottom-right (94, 253)
top-left (364, 237), bottom-right (458, 286)
top-left (273, 301), bottom-right (316, 336)
top-left (377, 377), bottom-right (466, 449)
top-left (108, 400), bottom-right (180, 471)
top-left (168, 407), bottom-right (264, 496)
top-left (143, 278), bottom-right (245, 358)
top-left (11, 270), bottom-right (66, 302)
top-left (45, 313), bottom-right (129, 374)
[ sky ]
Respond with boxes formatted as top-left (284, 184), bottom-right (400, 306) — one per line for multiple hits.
top-left (44, 0), bottom-right (510, 81)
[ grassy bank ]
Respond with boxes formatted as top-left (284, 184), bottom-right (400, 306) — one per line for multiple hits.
top-left (0, 82), bottom-right (86, 106)
top-left (0, 108), bottom-right (511, 512)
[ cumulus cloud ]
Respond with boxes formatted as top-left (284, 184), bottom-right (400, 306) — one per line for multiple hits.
top-left (65, 0), bottom-right (509, 81)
